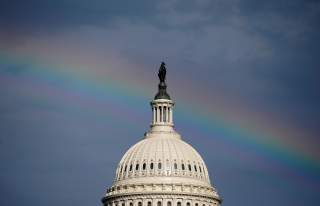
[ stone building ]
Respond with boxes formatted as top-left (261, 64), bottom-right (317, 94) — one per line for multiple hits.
top-left (102, 63), bottom-right (221, 206)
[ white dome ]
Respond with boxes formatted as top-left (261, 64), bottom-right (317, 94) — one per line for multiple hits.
top-left (102, 67), bottom-right (221, 206)
top-left (114, 131), bottom-right (211, 187)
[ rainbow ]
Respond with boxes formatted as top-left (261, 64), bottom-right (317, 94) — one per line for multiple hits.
top-left (1, 50), bottom-right (319, 189)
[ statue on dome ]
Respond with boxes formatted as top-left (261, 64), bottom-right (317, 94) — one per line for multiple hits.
top-left (158, 62), bottom-right (166, 83)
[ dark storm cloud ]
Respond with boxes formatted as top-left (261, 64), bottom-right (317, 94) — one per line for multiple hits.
top-left (0, 0), bottom-right (207, 30)
top-left (0, 0), bottom-right (156, 31)
top-left (2, 0), bottom-right (319, 33)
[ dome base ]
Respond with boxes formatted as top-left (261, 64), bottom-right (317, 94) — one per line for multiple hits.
top-left (102, 189), bottom-right (221, 206)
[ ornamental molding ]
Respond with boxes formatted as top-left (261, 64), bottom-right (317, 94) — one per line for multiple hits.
top-left (102, 192), bottom-right (221, 204)
top-left (107, 183), bottom-right (217, 195)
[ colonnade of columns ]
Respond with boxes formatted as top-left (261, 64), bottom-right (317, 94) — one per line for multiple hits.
top-left (151, 102), bottom-right (173, 125)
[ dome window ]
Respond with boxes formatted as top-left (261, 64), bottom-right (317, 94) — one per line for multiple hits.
top-left (187, 203), bottom-right (190, 206)
top-left (177, 202), bottom-right (181, 206)
top-left (188, 164), bottom-right (192, 171)
top-left (167, 202), bottom-right (172, 206)
top-left (182, 164), bottom-right (185, 170)
top-left (138, 202), bottom-right (142, 206)
top-left (194, 165), bottom-right (197, 172)
top-left (148, 202), bottom-right (152, 206)
top-left (195, 204), bottom-right (198, 206)
top-left (129, 164), bottom-right (132, 171)
top-left (136, 164), bottom-right (139, 171)
top-left (158, 162), bottom-right (162, 169)
top-left (199, 166), bottom-right (202, 173)
top-left (122, 203), bottom-right (125, 206)
top-left (143, 163), bottom-right (146, 170)
top-left (174, 163), bottom-right (177, 170)
top-left (130, 203), bottom-right (133, 206)
top-left (157, 201), bottom-right (162, 206)
top-left (124, 165), bottom-right (127, 172)
top-left (150, 162), bottom-right (154, 169)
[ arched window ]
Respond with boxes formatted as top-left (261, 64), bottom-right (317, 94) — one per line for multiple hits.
top-left (187, 203), bottom-right (190, 206)
top-left (130, 203), bottom-right (133, 206)
top-left (167, 202), bottom-right (172, 206)
top-left (143, 163), bottom-right (146, 170)
top-left (203, 204), bottom-right (205, 206)
top-left (177, 202), bottom-right (181, 206)
top-left (158, 162), bottom-right (162, 169)
top-left (136, 164), bottom-right (139, 171)
top-left (199, 166), bottom-right (202, 173)
top-left (122, 203), bottom-right (125, 206)
top-left (194, 165), bottom-right (197, 171)
top-left (174, 163), bottom-right (177, 169)
top-left (157, 201), bottom-right (162, 206)
top-left (195, 203), bottom-right (198, 206)
top-left (182, 164), bottom-right (185, 170)
top-left (148, 202), bottom-right (152, 206)
top-left (138, 202), bottom-right (142, 206)
top-left (188, 164), bottom-right (192, 171)
top-left (124, 165), bottom-right (127, 172)
top-left (150, 162), bottom-right (154, 169)
top-left (129, 164), bottom-right (132, 171)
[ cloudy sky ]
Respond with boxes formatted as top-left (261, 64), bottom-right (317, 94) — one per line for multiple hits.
top-left (0, 0), bottom-right (320, 206)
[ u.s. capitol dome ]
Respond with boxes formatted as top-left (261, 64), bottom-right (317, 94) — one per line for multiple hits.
top-left (102, 62), bottom-right (221, 206)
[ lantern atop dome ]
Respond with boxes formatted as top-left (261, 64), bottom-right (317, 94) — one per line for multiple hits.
top-left (151, 62), bottom-right (175, 131)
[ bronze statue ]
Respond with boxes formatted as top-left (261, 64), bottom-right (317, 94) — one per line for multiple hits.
top-left (154, 61), bottom-right (171, 100)
top-left (158, 62), bottom-right (166, 83)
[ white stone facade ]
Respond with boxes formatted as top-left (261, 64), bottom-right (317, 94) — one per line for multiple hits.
top-left (102, 80), bottom-right (221, 206)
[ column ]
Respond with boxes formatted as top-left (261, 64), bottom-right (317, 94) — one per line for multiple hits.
top-left (159, 106), bottom-right (162, 122)
top-left (169, 106), bottom-right (173, 124)
top-left (156, 107), bottom-right (160, 123)
top-left (162, 105), bottom-right (165, 122)
top-left (163, 106), bottom-right (166, 122)
top-left (166, 105), bottom-right (169, 123)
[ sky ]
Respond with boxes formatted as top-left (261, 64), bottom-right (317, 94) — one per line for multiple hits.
top-left (0, 0), bottom-right (320, 205)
